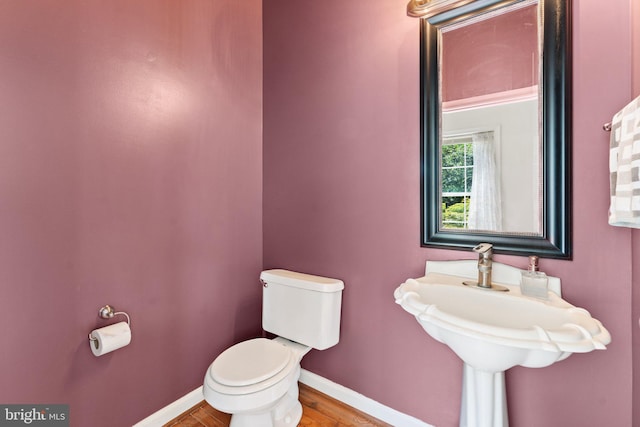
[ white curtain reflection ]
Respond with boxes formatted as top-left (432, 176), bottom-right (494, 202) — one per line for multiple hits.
top-left (468, 131), bottom-right (502, 231)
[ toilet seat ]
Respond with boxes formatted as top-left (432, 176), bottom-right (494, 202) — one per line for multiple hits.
top-left (206, 338), bottom-right (297, 396)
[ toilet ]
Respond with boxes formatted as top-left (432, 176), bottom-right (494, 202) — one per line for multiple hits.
top-left (203, 269), bottom-right (344, 427)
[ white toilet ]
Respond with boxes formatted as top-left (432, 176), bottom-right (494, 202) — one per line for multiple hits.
top-left (203, 269), bottom-right (344, 427)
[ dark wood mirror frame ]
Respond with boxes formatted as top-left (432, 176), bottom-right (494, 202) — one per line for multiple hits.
top-left (419, 0), bottom-right (572, 259)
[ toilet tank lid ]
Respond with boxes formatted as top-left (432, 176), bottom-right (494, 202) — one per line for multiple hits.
top-left (260, 269), bottom-right (344, 292)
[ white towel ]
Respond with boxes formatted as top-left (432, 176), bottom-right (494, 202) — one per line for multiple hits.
top-left (609, 95), bottom-right (640, 228)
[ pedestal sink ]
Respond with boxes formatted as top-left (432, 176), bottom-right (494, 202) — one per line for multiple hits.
top-left (394, 260), bottom-right (611, 427)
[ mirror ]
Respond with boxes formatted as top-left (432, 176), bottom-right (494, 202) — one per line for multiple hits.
top-left (410, 0), bottom-right (571, 259)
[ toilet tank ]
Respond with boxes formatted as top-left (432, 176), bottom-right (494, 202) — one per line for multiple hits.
top-left (260, 269), bottom-right (344, 350)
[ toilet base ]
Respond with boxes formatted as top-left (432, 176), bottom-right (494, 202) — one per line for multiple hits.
top-left (228, 379), bottom-right (302, 427)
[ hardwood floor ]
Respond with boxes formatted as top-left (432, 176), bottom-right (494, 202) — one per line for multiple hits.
top-left (164, 383), bottom-right (393, 427)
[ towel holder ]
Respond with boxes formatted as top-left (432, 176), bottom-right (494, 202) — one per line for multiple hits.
top-left (603, 122), bottom-right (612, 131)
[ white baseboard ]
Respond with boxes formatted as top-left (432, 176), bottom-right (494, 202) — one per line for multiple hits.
top-left (133, 370), bottom-right (433, 427)
top-left (132, 387), bottom-right (204, 427)
top-left (299, 369), bottom-right (433, 427)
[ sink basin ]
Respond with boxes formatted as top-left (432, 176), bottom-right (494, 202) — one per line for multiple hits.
top-left (394, 260), bottom-right (611, 427)
top-left (396, 272), bottom-right (610, 372)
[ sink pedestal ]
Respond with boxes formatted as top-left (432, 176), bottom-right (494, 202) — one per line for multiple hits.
top-left (460, 364), bottom-right (507, 427)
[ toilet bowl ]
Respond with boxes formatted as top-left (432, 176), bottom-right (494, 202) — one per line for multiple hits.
top-left (203, 270), bottom-right (344, 427)
top-left (204, 338), bottom-right (310, 427)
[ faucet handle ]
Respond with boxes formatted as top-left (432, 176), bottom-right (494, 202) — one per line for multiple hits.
top-left (472, 243), bottom-right (493, 255)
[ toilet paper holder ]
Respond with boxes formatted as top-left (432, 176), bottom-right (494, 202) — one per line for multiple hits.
top-left (88, 305), bottom-right (131, 343)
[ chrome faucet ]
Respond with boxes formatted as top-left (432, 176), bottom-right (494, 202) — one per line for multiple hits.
top-left (463, 243), bottom-right (509, 292)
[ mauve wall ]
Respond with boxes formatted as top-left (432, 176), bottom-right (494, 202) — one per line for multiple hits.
top-left (0, 1), bottom-right (262, 426)
top-left (264, 1), bottom-right (635, 426)
top-left (632, 0), bottom-right (640, 424)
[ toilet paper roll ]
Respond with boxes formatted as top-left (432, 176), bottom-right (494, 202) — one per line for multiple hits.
top-left (89, 321), bottom-right (131, 357)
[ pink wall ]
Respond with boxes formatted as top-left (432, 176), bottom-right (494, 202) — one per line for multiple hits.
top-left (264, 0), bottom-right (636, 426)
top-left (0, 1), bottom-right (262, 426)
top-left (632, 0), bottom-right (640, 424)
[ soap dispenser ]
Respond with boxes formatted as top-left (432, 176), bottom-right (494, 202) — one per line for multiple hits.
top-left (520, 256), bottom-right (548, 299)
